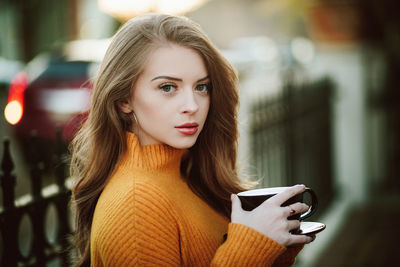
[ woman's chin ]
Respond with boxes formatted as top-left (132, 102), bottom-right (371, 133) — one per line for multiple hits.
top-left (168, 136), bottom-right (198, 149)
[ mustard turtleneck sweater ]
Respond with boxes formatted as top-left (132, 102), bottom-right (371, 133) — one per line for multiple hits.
top-left (90, 132), bottom-right (302, 266)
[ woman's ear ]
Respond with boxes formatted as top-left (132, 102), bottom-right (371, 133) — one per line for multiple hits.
top-left (117, 99), bottom-right (133, 114)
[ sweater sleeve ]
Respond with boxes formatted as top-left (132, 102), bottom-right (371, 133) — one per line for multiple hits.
top-left (211, 223), bottom-right (287, 266)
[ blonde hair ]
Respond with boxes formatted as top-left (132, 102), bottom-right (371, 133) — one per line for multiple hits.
top-left (70, 13), bottom-right (254, 267)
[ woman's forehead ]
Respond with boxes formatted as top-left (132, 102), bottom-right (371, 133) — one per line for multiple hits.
top-left (140, 44), bottom-right (208, 81)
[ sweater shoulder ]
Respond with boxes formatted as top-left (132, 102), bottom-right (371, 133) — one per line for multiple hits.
top-left (91, 180), bottom-right (180, 266)
top-left (95, 164), bottom-right (177, 216)
top-left (92, 179), bottom-right (178, 234)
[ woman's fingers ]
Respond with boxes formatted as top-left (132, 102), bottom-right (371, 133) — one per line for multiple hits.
top-left (286, 220), bottom-right (301, 231)
top-left (231, 194), bottom-right (240, 212)
top-left (286, 202), bottom-right (309, 216)
top-left (287, 234), bottom-right (314, 246)
top-left (268, 185), bottom-right (306, 206)
top-left (231, 194), bottom-right (247, 223)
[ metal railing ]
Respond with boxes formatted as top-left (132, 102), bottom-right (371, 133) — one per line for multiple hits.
top-left (249, 77), bottom-right (335, 217)
top-left (0, 131), bottom-right (72, 267)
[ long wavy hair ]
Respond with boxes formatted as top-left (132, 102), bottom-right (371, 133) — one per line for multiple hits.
top-left (70, 13), bottom-right (254, 267)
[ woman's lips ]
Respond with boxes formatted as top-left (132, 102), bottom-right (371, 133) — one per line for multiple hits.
top-left (175, 123), bottom-right (199, 135)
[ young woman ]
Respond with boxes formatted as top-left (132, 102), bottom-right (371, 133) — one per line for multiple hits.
top-left (70, 13), bottom-right (314, 267)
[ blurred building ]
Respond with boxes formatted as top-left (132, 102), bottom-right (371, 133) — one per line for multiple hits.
top-left (0, 0), bottom-right (118, 62)
top-left (186, 0), bottom-right (400, 196)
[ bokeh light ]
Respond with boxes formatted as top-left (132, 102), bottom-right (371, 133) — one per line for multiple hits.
top-left (4, 100), bottom-right (23, 125)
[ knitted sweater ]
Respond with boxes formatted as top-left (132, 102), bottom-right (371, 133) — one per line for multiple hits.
top-left (90, 132), bottom-right (302, 266)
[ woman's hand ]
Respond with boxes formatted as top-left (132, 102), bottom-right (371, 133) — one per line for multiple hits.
top-left (231, 184), bottom-right (314, 247)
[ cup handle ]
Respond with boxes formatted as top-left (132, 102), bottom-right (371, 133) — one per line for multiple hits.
top-left (299, 187), bottom-right (318, 220)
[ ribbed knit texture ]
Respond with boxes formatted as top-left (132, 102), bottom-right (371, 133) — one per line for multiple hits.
top-left (90, 132), bottom-right (302, 266)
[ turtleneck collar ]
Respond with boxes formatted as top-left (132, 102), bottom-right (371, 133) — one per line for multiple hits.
top-left (120, 132), bottom-right (187, 172)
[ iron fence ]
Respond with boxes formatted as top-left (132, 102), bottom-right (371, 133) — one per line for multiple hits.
top-left (0, 130), bottom-right (72, 267)
top-left (250, 77), bottom-right (335, 217)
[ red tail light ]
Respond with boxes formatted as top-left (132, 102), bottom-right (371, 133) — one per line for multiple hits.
top-left (4, 72), bottom-right (28, 125)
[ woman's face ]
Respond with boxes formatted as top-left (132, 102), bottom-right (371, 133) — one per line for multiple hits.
top-left (121, 43), bottom-right (210, 149)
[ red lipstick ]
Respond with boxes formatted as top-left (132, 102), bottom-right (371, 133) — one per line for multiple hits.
top-left (175, 122), bottom-right (199, 135)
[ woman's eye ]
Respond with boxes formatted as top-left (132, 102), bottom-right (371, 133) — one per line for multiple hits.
top-left (196, 83), bottom-right (210, 93)
top-left (159, 84), bottom-right (176, 94)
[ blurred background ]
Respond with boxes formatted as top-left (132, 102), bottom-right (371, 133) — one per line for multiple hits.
top-left (1, 0), bottom-right (400, 266)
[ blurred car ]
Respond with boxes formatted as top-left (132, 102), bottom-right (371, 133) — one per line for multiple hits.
top-left (4, 39), bottom-right (110, 164)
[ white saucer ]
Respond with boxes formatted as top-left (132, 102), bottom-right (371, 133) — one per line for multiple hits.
top-left (298, 221), bottom-right (326, 236)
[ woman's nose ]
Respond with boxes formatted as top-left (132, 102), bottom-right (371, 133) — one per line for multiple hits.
top-left (180, 89), bottom-right (199, 114)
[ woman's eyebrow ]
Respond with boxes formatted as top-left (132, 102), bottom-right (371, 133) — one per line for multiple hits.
top-left (151, 75), bottom-right (209, 82)
top-left (197, 76), bottom-right (210, 82)
top-left (151, 76), bottom-right (182, 82)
